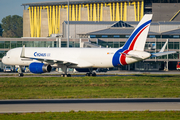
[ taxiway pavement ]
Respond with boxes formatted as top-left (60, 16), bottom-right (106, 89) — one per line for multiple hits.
top-left (0, 98), bottom-right (180, 113)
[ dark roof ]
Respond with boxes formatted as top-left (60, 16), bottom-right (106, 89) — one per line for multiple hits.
top-left (161, 28), bottom-right (180, 35)
top-left (64, 21), bottom-right (115, 25)
top-left (111, 21), bottom-right (132, 27)
top-left (125, 21), bottom-right (139, 25)
top-left (22, 0), bottom-right (134, 6)
top-left (86, 28), bottom-right (160, 35)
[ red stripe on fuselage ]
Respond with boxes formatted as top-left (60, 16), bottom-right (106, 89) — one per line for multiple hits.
top-left (120, 50), bottom-right (130, 65)
top-left (128, 25), bottom-right (149, 50)
top-left (120, 25), bottom-right (149, 65)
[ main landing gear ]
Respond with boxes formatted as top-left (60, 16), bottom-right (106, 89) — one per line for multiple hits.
top-left (60, 74), bottom-right (71, 77)
top-left (60, 65), bottom-right (71, 77)
top-left (85, 72), bottom-right (96, 76)
top-left (85, 68), bottom-right (96, 77)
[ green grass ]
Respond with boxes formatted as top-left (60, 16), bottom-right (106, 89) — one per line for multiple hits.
top-left (0, 75), bottom-right (180, 99)
top-left (0, 111), bottom-right (180, 120)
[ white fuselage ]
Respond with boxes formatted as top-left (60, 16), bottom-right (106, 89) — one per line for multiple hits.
top-left (2, 47), bottom-right (151, 68)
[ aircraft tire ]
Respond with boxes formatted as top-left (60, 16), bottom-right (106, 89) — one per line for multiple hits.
top-left (67, 74), bottom-right (71, 77)
top-left (19, 73), bottom-right (24, 77)
top-left (92, 72), bottom-right (96, 77)
top-left (86, 73), bottom-right (89, 76)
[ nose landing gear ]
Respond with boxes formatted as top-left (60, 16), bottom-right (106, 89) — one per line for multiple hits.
top-left (18, 66), bottom-right (24, 77)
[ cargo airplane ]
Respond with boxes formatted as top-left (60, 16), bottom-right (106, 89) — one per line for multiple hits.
top-left (2, 14), bottom-right (176, 77)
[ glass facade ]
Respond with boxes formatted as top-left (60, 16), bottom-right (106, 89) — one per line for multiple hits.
top-left (0, 41), bottom-right (57, 49)
top-left (95, 39), bottom-right (179, 61)
top-left (97, 41), bottom-right (125, 48)
top-left (0, 40), bottom-right (80, 61)
top-left (90, 35), bottom-right (180, 39)
top-left (0, 41), bottom-right (81, 49)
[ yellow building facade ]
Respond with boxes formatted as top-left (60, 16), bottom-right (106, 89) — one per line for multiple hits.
top-left (23, 0), bottom-right (144, 37)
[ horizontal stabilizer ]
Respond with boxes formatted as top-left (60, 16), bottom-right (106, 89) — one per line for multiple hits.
top-left (120, 52), bottom-right (142, 59)
top-left (151, 51), bottom-right (176, 58)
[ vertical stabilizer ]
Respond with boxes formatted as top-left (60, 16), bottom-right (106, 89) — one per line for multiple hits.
top-left (123, 14), bottom-right (153, 51)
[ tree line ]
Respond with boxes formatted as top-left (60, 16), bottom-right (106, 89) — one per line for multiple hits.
top-left (0, 15), bottom-right (23, 38)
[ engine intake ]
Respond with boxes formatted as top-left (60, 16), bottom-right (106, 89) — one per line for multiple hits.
top-left (29, 62), bottom-right (52, 74)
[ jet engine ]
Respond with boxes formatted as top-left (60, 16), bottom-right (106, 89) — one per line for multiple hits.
top-left (29, 62), bottom-right (52, 74)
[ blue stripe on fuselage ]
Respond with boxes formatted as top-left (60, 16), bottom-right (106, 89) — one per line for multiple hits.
top-left (123, 20), bottom-right (151, 50)
top-left (112, 20), bottom-right (151, 67)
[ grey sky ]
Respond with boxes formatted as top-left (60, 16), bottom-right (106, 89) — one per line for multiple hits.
top-left (0, 0), bottom-right (60, 23)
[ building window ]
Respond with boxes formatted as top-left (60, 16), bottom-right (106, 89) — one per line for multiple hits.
top-left (168, 42), bottom-right (173, 49)
top-left (17, 41), bottom-right (22, 47)
top-left (114, 42), bottom-right (120, 48)
top-left (173, 35), bottom-right (180, 38)
top-left (102, 35), bottom-right (108, 38)
top-left (148, 35), bottom-right (156, 38)
top-left (120, 42), bottom-right (125, 47)
top-left (5, 41), bottom-right (10, 49)
top-left (162, 35), bottom-right (173, 38)
top-left (61, 41), bottom-right (67, 47)
top-left (0, 41), bottom-right (4, 48)
top-left (113, 35), bottom-right (120, 38)
top-left (11, 41), bottom-right (17, 48)
top-left (90, 35), bottom-right (96, 38)
top-left (174, 42), bottom-right (179, 49)
top-left (125, 35), bottom-right (130, 38)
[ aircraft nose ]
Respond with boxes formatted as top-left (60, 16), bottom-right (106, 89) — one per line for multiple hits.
top-left (2, 56), bottom-right (7, 64)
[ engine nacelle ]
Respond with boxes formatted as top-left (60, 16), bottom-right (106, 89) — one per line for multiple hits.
top-left (29, 62), bottom-right (52, 74)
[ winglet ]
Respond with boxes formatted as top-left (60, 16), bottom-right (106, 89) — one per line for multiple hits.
top-left (159, 39), bottom-right (168, 52)
top-left (20, 45), bottom-right (25, 58)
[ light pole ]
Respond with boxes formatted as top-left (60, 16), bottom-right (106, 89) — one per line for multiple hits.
top-left (67, 0), bottom-right (70, 48)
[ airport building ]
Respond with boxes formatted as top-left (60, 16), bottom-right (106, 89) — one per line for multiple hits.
top-left (0, 0), bottom-right (180, 71)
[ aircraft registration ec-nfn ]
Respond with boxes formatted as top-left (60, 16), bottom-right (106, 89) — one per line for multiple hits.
top-left (2, 14), bottom-right (176, 77)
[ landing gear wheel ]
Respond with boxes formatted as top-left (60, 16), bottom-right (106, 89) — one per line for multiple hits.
top-left (92, 72), bottom-right (96, 77)
top-left (86, 72), bottom-right (96, 77)
top-left (67, 74), bottom-right (71, 77)
top-left (18, 73), bottom-right (24, 77)
top-left (86, 73), bottom-right (90, 76)
top-left (61, 74), bottom-right (71, 77)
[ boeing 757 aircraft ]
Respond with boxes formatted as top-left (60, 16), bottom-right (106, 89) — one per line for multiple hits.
top-left (2, 14), bottom-right (176, 77)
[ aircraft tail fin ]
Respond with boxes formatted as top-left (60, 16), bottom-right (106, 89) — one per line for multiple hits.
top-left (122, 14), bottom-right (153, 51)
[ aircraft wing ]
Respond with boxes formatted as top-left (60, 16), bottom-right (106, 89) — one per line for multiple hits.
top-left (20, 45), bottom-right (78, 65)
top-left (151, 51), bottom-right (176, 58)
top-left (30, 57), bottom-right (78, 65)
